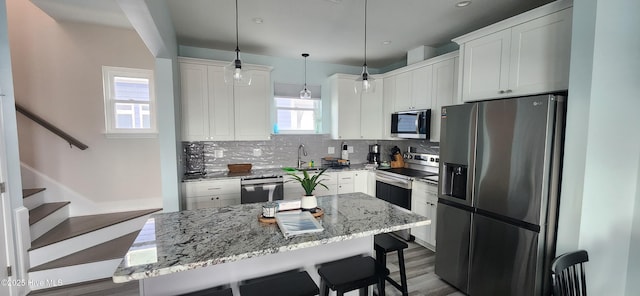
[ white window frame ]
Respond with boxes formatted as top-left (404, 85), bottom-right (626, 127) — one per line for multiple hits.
top-left (102, 66), bottom-right (157, 137)
top-left (274, 96), bottom-right (321, 134)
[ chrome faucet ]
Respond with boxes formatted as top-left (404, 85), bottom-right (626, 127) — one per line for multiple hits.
top-left (297, 144), bottom-right (308, 169)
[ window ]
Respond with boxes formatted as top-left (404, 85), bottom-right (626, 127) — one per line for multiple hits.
top-left (102, 66), bottom-right (156, 136)
top-left (274, 83), bottom-right (321, 134)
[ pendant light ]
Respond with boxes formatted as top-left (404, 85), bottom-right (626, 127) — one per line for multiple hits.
top-left (300, 53), bottom-right (312, 99)
top-left (224, 0), bottom-right (252, 86)
top-left (355, 0), bottom-right (375, 94)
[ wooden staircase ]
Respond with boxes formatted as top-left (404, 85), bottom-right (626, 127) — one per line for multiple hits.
top-left (23, 188), bottom-right (160, 291)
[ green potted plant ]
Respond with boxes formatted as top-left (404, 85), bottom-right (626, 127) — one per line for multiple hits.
top-left (287, 168), bottom-right (329, 210)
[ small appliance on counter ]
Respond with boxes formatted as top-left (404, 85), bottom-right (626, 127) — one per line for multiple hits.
top-left (367, 144), bottom-right (381, 165)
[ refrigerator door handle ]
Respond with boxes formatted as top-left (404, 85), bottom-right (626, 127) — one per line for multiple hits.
top-left (468, 104), bottom-right (478, 206)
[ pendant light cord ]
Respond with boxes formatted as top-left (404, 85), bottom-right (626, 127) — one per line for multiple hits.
top-left (304, 55), bottom-right (307, 86)
top-left (235, 0), bottom-right (240, 59)
top-left (363, 0), bottom-right (368, 67)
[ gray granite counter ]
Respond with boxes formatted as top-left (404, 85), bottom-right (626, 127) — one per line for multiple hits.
top-left (112, 192), bottom-right (429, 283)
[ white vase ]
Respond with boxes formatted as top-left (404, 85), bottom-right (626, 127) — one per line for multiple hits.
top-left (300, 195), bottom-right (317, 210)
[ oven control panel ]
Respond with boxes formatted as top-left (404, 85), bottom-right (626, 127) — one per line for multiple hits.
top-left (404, 152), bottom-right (439, 167)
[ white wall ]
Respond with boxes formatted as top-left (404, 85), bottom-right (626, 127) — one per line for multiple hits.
top-left (6, 0), bottom-right (162, 215)
top-left (558, 0), bottom-right (640, 295)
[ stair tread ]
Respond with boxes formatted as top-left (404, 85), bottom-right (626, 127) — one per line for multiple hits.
top-left (23, 188), bottom-right (46, 198)
top-left (29, 231), bottom-right (140, 272)
top-left (29, 202), bottom-right (70, 225)
top-left (30, 208), bottom-right (161, 250)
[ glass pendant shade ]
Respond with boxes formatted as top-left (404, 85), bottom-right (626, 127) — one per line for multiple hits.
top-left (224, 51), bottom-right (252, 86)
top-left (300, 53), bottom-right (311, 99)
top-left (355, 65), bottom-right (375, 94)
top-left (300, 86), bottom-right (312, 99)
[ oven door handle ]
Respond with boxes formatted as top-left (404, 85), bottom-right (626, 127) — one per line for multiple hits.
top-left (376, 174), bottom-right (412, 189)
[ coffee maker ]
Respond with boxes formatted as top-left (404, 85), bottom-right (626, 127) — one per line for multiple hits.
top-left (367, 144), bottom-right (381, 165)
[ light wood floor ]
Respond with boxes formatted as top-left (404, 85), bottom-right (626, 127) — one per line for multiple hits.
top-left (29, 242), bottom-right (462, 296)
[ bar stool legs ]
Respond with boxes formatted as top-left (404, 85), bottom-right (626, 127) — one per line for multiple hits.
top-left (374, 233), bottom-right (409, 296)
top-left (318, 256), bottom-right (388, 296)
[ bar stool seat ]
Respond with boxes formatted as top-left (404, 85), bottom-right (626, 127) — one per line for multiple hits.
top-left (374, 233), bottom-right (409, 296)
top-left (239, 270), bottom-right (319, 296)
top-left (178, 286), bottom-right (232, 296)
top-left (318, 256), bottom-right (389, 296)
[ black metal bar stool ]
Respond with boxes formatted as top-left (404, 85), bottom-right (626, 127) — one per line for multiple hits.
top-left (374, 233), bottom-right (409, 296)
top-left (239, 269), bottom-right (319, 296)
top-left (178, 285), bottom-right (233, 296)
top-left (317, 256), bottom-right (389, 296)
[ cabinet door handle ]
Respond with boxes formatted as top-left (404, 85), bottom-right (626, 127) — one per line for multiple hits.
top-left (499, 90), bottom-right (505, 94)
top-left (207, 188), bottom-right (222, 190)
top-left (506, 89), bottom-right (513, 93)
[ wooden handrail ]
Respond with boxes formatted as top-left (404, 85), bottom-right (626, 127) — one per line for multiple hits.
top-left (15, 103), bottom-right (88, 150)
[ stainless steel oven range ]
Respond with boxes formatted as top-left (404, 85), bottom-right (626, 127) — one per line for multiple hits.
top-left (375, 150), bottom-right (439, 240)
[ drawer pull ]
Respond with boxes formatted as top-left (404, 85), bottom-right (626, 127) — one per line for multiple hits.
top-left (207, 188), bottom-right (222, 190)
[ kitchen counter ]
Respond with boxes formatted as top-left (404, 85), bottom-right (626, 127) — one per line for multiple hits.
top-left (112, 192), bottom-right (429, 294)
top-left (182, 163), bottom-right (372, 182)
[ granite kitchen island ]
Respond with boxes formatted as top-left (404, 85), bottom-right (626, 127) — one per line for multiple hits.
top-left (112, 192), bottom-right (430, 295)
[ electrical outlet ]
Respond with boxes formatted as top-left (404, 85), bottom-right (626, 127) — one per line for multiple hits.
top-left (347, 146), bottom-right (354, 153)
top-left (328, 147), bottom-right (335, 154)
top-left (253, 148), bottom-right (262, 157)
top-left (214, 150), bottom-right (224, 158)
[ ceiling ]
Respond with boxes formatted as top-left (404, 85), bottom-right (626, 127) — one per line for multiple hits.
top-left (32, 0), bottom-right (555, 68)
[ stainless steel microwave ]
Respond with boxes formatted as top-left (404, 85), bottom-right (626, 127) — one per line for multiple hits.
top-left (391, 109), bottom-right (431, 139)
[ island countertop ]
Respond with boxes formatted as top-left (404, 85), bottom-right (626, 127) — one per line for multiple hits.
top-left (112, 192), bottom-right (430, 283)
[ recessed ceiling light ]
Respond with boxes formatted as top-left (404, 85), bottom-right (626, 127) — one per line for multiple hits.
top-left (382, 41), bottom-right (392, 45)
top-left (456, 1), bottom-right (472, 7)
top-left (252, 17), bottom-right (264, 24)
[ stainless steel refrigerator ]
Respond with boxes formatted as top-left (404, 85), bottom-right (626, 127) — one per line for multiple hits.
top-left (435, 94), bottom-right (565, 296)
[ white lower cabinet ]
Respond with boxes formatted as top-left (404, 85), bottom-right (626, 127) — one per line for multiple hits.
top-left (337, 171), bottom-right (355, 194)
top-left (283, 170), bottom-right (373, 198)
top-left (183, 179), bottom-right (241, 210)
top-left (411, 181), bottom-right (438, 250)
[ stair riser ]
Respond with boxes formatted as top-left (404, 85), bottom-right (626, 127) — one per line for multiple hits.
top-left (28, 259), bottom-right (122, 291)
top-left (23, 193), bottom-right (45, 211)
top-left (29, 214), bottom-right (151, 267)
top-left (30, 205), bottom-right (69, 241)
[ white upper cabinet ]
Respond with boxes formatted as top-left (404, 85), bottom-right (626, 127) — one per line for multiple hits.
top-left (207, 66), bottom-right (235, 141)
top-left (454, 1), bottom-right (573, 102)
top-left (430, 57), bottom-right (458, 142)
top-left (181, 63), bottom-right (210, 141)
top-left (179, 58), bottom-right (272, 141)
top-left (507, 8), bottom-right (573, 96)
top-left (234, 70), bottom-right (271, 140)
top-left (461, 29), bottom-right (512, 101)
top-left (329, 74), bottom-right (383, 140)
top-left (391, 65), bottom-right (433, 111)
